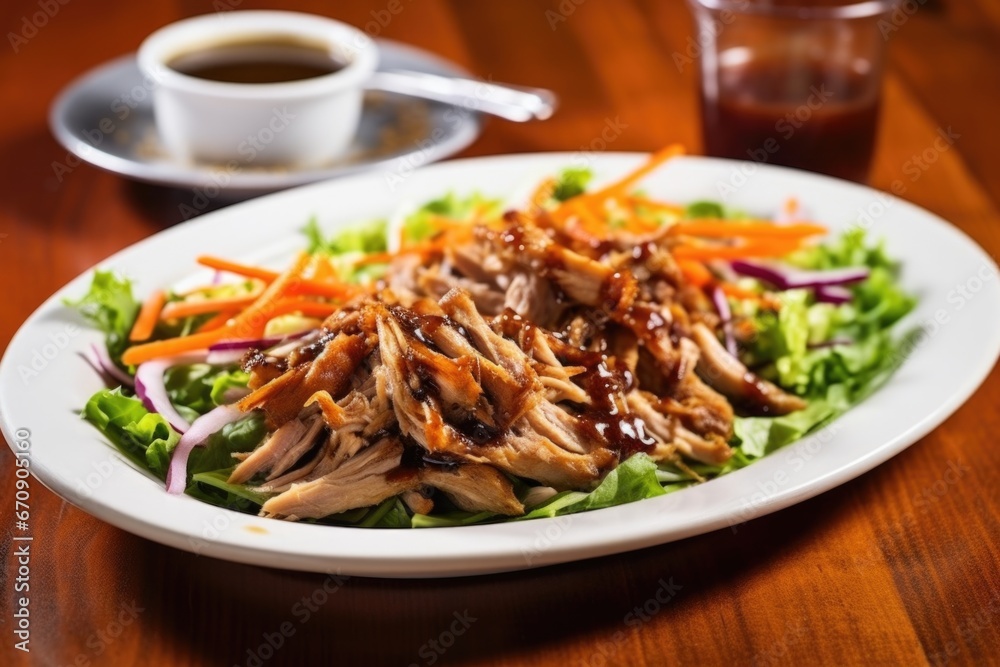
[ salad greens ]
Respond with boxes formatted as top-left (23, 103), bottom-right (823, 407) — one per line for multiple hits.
top-left (401, 191), bottom-right (502, 244)
top-left (83, 388), bottom-right (179, 478)
top-left (552, 167), bottom-right (594, 202)
top-left (303, 216), bottom-right (387, 256)
top-left (65, 270), bottom-right (139, 367)
top-left (72, 183), bottom-right (917, 528)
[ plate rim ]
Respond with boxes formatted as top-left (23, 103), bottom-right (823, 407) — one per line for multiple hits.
top-left (4, 151), bottom-right (999, 577)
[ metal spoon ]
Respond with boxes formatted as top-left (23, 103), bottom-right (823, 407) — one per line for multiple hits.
top-left (366, 70), bottom-right (557, 122)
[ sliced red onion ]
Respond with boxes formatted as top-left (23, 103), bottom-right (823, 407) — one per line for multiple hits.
top-left (93, 344), bottom-right (135, 387)
top-left (730, 260), bottom-right (869, 290)
top-left (221, 386), bottom-right (252, 403)
top-left (208, 336), bottom-right (284, 352)
top-left (205, 349), bottom-right (246, 366)
top-left (814, 284), bottom-right (853, 304)
top-left (208, 329), bottom-right (314, 353)
top-left (82, 344), bottom-right (135, 389)
top-left (710, 286), bottom-right (738, 357)
top-left (134, 352), bottom-right (208, 433)
top-left (265, 331), bottom-right (321, 358)
top-left (165, 404), bottom-right (244, 494)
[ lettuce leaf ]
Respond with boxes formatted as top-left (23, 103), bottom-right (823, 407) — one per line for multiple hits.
top-left (209, 369), bottom-right (251, 406)
top-left (552, 167), bottom-right (593, 202)
top-left (684, 200), bottom-right (726, 219)
top-left (402, 192), bottom-right (501, 244)
top-left (731, 327), bottom-right (920, 463)
top-left (523, 453), bottom-right (667, 519)
top-left (358, 497), bottom-right (412, 528)
top-left (788, 226), bottom-right (894, 271)
top-left (303, 217), bottom-right (387, 255)
top-left (190, 468), bottom-right (273, 507)
top-left (411, 453), bottom-right (670, 527)
top-left (65, 271), bottom-right (139, 366)
top-left (163, 364), bottom-right (250, 422)
top-left (186, 413), bottom-right (267, 479)
top-left (83, 387), bottom-right (266, 512)
top-left (83, 388), bottom-right (180, 479)
top-left (716, 228), bottom-right (919, 469)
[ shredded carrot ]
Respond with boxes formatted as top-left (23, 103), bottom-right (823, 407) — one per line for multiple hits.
top-left (625, 195), bottom-right (684, 215)
top-left (353, 251), bottom-right (395, 267)
top-left (572, 200), bottom-right (607, 238)
top-left (671, 220), bottom-right (826, 239)
top-left (783, 197), bottom-right (799, 219)
top-left (589, 144), bottom-right (686, 201)
top-left (159, 294), bottom-right (259, 320)
top-left (128, 290), bottom-right (166, 342)
top-left (227, 253), bottom-right (313, 339)
top-left (265, 298), bottom-right (339, 319)
top-left (122, 254), bottom-right (313, 366)
top-left (310, 255), bottom-right (337, 282)
top-left (720, 283), bottom-right (782, 309)
top-left (529, 177), bottom-right (556, 210)
top-left (121, 328), bottom-right (233, 366)
top-left (359, 225), bottom-right (475, 266)
top-left (426, 215), bottom-right (471, 230)
top-left (621, 213), bottom-right (660, 234)
top-left (550, 145), bottom-right (685, 223)
top-left (196, 256), bottom-right (274, 282)
top-left (196, 256), bottom-right (357, 300)
top-left (719, 283), bottom-right (760, 300)
top-left (676, 260), bottom-right (713, 287)
top-left (196, 310), bottom-right (236, 333)
top-left (673, 238), bottom-right (803, 261)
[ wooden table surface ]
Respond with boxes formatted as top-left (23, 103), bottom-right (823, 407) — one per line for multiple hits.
top-left (2, 1), bottom-right (1000, 665)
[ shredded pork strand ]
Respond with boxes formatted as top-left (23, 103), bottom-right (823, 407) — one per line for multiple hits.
top-left (230, 212), bottom-right (807, 521)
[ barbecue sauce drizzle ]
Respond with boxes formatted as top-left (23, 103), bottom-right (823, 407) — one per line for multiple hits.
top-left (497, 309), bottom-right (655, 460)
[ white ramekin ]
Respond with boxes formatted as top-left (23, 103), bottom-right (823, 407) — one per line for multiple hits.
top-left (138, 11), bottom-right (378, 168)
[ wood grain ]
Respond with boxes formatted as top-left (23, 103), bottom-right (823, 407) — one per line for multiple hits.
top-left (2, 1), bottom-right (999, 665)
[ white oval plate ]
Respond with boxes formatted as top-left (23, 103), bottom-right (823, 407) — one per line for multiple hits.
top-left (3, 153), bottom-right (999, 577)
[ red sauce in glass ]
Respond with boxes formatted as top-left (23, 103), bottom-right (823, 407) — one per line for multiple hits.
top-left (701, 56), bottom-right (880, 183)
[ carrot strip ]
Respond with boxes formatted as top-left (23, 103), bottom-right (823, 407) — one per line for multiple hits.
top-left (529, 177), bottom-right (556, 210)
top-left (676, 260), bottom-right (713, 287)
top-left (197, 256), bottom-right (357, 300)
top-left (672, 239), bottom-right (803, 261)
top-left (128, 290), bottom-right (166, 342)
top-left (121, 328), bottom-right (234, 366)
top-left (783, 197), bottom-right (800, 219)
top-left (625, 196), bottom-right (684, 215)
top-left (265, 298), bottom-right (339, 319)
top-left (196, 256), bottom-right (274, 282)
top-left (310, 255), bottom-right (336, 282)
top-left (719, 283), bottom-right (761, 300)
top-left (621, 213), bottom-right (660, 234)
top-left (196, 310), bottom-right (237, 333)
top-left (353, 251), bottom-right (395, 267)
top-left (359, 225), bottom-right (475, 266)
top-left (671, 220), bottom-right (826, 239)
top-left (592, 144), bottom-right (686, 200)
top-left (122, 254), bottom-right (313, 366)
top-left (573, 200), bottom-right (607, 237)
top-left (227, 253), bottom-right (313, 339)
top-left (549, 145), bottom-right (685, 226)
top-left (720, 283), bottom-right (782, 309)
top-left (159, 294), bottom-right (259, 320)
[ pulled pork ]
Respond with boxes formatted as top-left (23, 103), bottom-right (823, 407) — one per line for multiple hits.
top-left (231, 213), bottom-right (805, 520)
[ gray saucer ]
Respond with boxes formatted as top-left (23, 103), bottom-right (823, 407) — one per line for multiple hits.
top-left (48, 39), bottom-right (483, 198)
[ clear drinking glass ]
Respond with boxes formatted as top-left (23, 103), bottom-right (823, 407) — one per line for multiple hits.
top-left (687, 0), bottom-right (893, 183)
